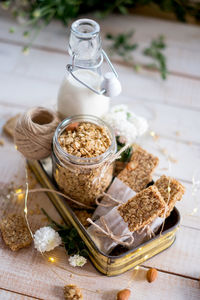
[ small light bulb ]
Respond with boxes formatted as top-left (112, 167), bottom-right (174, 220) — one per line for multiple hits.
top-left (150, 131), bottom-right (155, 137)
top-left (48, 257), bottom-right (55, 263)
top-left (16, 188), bottom-right (22, 194)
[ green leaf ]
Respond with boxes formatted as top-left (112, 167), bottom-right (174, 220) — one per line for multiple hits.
top-left (9, 27), bottom-right (15, 34)
top-left (117, 141), bottom-right (133, 162)
top-left (118, 5), bottom-right (128, 14)
top-left (79, 249), bottom-right (89, 258)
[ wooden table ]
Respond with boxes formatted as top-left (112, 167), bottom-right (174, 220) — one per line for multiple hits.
top-left (0, 13), bottom-right (200, 300)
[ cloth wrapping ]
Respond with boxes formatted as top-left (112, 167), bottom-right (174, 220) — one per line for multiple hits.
top-left (87, 206), bottom-right (133, 254)
top-left (88, 178), bottom-right (164, 255)
top-left (128, 217), bottom-right (164, 250)
top-left (88, 210), bottom-right (164, 255)
top-left (92, 177), bottom-right (136, 220)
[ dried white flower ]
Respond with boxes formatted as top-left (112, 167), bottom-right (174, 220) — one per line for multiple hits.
top-left (129, 115), bottom-right (148, 136)
top-left (69, 255), bottom-right (87, 267)
top-left (103, 105), bottom-right (148, 144)
top-left (111, 104), bottom-right (128, 113)
top-left (33, 226), bottom-right (62, 252)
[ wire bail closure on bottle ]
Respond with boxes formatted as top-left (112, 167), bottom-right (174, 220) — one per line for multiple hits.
top-left (66, 50), bottom-right (120, 96)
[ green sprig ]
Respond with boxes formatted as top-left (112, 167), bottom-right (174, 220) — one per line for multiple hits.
top-left (143, 35), bottom-right (168, 80)
top-left (106, 31), bottom-right (168, 79)
top-left (117, 139), bottom-right (133, 162)
top-left (106, 31), bottom-right (138, 60)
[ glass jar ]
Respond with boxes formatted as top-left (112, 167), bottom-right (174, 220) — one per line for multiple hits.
top-left (52, 115), bottom-right (117, 207)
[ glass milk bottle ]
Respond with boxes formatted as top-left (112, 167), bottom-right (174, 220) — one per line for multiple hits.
top-left (57, 19), bottom-right (121, 119)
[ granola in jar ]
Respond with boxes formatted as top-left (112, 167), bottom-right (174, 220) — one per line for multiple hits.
top-left (52, 115), bottom-right (116, 206)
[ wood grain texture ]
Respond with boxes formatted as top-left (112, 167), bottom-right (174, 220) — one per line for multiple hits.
top-left (0, 13), bottom-right (200, 300)
top-left (0, 289), bottom-right (38, 300)
top-left (0, 234), bottom-right (200, 300)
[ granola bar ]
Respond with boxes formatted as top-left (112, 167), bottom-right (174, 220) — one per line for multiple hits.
top-left (0, 214), bottom-right (32, 251)
top-left (118, 186), bottom-right (166, 232)
top-left (117, 144), bottom-right (159, 192)
top-left (74, 210), bottom-right (92, 228)
top-left (155, 175), bottom-right (185, 217)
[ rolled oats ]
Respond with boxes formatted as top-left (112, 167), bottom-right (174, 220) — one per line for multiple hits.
top-left (58, 122), bottom-right (111, 158)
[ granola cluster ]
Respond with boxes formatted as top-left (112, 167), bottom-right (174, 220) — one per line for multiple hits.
top-left (64, 285), bottom-right (83, 300)
top-left (59, 122), bottom-right (111, 158)
top-left (0, 214), bottom-right (32, 251)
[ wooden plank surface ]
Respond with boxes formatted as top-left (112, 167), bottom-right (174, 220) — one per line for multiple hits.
top-left (0, 290), bottom-right (36, 300)
top-left (0, 13), bottom-right (200, 300)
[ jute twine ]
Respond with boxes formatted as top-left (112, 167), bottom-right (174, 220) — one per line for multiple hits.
top-left (87, 216), bottom-right (134, 247)
top-left (95, 192), bottom-right (123, 207)
top-left (14, 107), bottom-right (60, 160)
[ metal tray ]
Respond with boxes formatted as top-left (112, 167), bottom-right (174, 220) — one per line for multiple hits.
top-left (27, 158), bottom-right (180, 276)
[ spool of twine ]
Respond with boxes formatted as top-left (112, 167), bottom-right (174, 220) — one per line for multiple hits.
top-left (14, 107), bottom-right (60, 160)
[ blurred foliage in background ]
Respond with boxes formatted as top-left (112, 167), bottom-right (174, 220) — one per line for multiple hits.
top-left (1, 0), bottom-right (200, 27)
top-left (1, 0), bottom-right (199, 80)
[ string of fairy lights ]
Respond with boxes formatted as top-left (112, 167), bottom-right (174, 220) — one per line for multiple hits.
top-left (8, 129), bottom-right (199, 295)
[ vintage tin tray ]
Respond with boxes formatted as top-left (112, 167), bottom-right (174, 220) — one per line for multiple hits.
top-left (27, 158), bottom-right (180, 277)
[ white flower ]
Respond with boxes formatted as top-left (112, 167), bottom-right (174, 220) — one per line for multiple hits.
top-left (69, 255), bottom-right (87, 267)
top-left (129, 116), bottom-right (149, 136)
top-left (111, 104), bottom-right (128, 113)
top-left (103, 104), bottom-right (148, 144)
top-left (34, 226), bottom-right (62, 252)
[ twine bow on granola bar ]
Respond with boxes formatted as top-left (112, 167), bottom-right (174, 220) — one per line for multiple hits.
top-left (87, 216), bottom-right (134, 247)
top-left (137, 224), bottom-right (155, 239)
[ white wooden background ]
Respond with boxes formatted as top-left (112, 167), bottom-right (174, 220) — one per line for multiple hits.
top-left (0, 12), bottom-right (200, 300)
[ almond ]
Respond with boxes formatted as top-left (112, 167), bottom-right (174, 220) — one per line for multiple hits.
top-left (146, 268), bottom-right (158, 283)
top-left (66, 122), bottom-right (79, 132)
top-left (117, 289), bottom-right (131, 300)
top-left (126, 161), bottom-right (137, 171)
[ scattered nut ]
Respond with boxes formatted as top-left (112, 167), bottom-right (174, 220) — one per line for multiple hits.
top-left (116, 289), bottom-right (131, 300)
top-left (64, 284), bottom-right (83, 300)
top-left (3, 114), bottom-right (21, 138)
top-left (0, 139), bottom-right (4, 146)
top-left (126, 161), bottom-right (137, 171)
top-left (146, 268), bottom-right (158, 283)
top-left (66, 122), bottom-right (79, 132)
